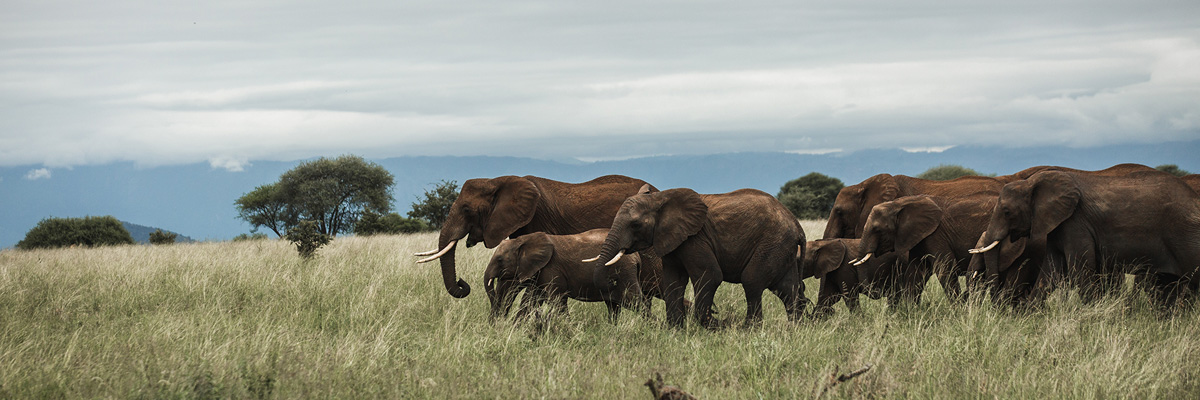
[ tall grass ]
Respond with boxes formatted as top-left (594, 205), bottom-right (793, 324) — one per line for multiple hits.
top-left (0, 223), bottom-right (1197, 398)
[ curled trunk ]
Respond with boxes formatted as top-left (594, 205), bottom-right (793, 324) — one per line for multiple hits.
top-left (437, 231), bottom-right (470, 298)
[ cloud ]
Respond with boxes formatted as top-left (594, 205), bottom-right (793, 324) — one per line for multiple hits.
top-left (24, 168), bottom-right (51, 180)
top-left (1, 1), bottom-right (1198, 167)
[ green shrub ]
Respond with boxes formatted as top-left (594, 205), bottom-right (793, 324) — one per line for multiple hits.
top-left (17, 216), bottom-right (135, 250)
top-left (355, 211), bottom-right (428, 236)
top-left (232, 233), bottom-right (269, 242)
top-left (285, 220), bottom-right (331, 258)
top-left (149, 229), bottom-right (178, 245)
top-left (916, 164), bottom-right (991, 180)
top-left (777, 172), bottom-right (844, 219)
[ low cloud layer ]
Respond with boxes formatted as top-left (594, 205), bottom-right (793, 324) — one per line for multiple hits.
top-left (2, 1), bottom-right (1197, 168)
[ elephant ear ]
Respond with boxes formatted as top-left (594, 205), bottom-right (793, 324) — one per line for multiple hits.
top-left (812, 241), bottom-right (848, 278)
top-left (894, 196), bottom-right (943, 253)
top-left (637, 183), bottom-right (657, 195)
top-left (652, 189), bottom-right (708, 256)
top-left (483, 176), bottom-right (541, 248)
top-left (1030, 172), bottom-right (1080, 239)
top-left (515, 233), bottom-right (555, 283)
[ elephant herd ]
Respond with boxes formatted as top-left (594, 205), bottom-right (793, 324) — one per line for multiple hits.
top-left (414, 164), bottom-right (1200, 328)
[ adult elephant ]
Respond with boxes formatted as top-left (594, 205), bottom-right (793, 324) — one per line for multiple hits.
top-left (970, 170), bottom-right (1200, 309)
top-left (823, 174), bottom-right (1003, 240)
top-left (851, 193), bottom-right (996, 305)
top-left (589, 187), bottom-right (806, 328)
top-left (1182, 174), bottom-right (1200, 193)
top-left (415, 175), bottom-right (656, 298)
top-left (998, 163), bottom-right (1156, 183)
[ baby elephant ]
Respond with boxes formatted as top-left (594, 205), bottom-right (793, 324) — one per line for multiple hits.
top-left (483, 229), bottom-right (644, 323)
top-left (804, 238), bottom-right (896, 317)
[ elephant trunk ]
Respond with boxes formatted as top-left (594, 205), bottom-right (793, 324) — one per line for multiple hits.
top-left (822, 212), bottom-right (844, 239)
top-left (595, 227), bottom-right (630, 267)
top-left (483, 260), bottom-right (501, 319)
top-left (437, 229), bottom-right (470, 298)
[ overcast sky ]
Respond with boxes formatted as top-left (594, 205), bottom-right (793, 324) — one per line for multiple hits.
top-left (2, 1), bottom-right (1198, 170)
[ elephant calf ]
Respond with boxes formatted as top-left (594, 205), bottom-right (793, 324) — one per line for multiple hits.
top-left (484, 229), bottom-right (644, 323)
top-left (804, 238), bottom-right (895, 317)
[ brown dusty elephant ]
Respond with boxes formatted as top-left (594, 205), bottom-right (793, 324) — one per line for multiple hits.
top-left (824, 164), bottom-right (1158, 241)
top-left (998, 163), bottom-right (1157, 183)
top-left (851, 193), bottom-right (997, 306)
top-left (970, 170), bottom-right (1200, 310)
top-left (1182, 174), bottom-right (1200, 193)
top-left (483, 229), bottom-right (643, 323)
top-left (590, 187), bottom-right (806, 328)
top-left (804, 238), bottom-right (897, 317)
top-left (414, 175), bottom-right (657, 298)
top-left (823, 174), bottom-right (1003, 240)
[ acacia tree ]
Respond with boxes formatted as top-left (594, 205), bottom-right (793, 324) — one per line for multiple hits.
top-left (234, 183), bottom-right (297, 237)
top-left (407, 180), bottom-right (458, 230)
top-left (236, 155), bottom-right (394, 237)
top-left (275, 155), bottom-right (395, 236)
top-left (777, 172), bottom-right (844, 220)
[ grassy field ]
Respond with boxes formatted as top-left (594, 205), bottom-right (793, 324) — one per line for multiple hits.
top-left (1, 222), bottom-right (1198, 398)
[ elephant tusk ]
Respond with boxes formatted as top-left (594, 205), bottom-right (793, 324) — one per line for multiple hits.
top-left (969, 240), bottom-right (1000, 254)
top-left (582, 255), bottom-right (601, 263)
top-left (413, 248), bottom-right (440, 256)
top-left (604, 250), bottom-right (625, 266)
top-left (852, 253), bottom-right (872, 266)
top-left (847, 257), bottom-right (861, 265)
top-left (415, 240), bottom-right (457, 264)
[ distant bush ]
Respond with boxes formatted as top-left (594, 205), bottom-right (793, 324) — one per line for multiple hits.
top-left (17, 216), bottom-right (135, 250)
top-left (355, 211), bottom-right (428, 236)
top-left (232, 233), bottom-right (269, 242)
top-left (1155, 164), bottom-right (1190, 177)
top-left (286, 220), bottom-right (331, 258)
top-left (777, 173), bottom-right (844, 220)
top-left (917, 164), bottom-right (991, 181)
top-left (149, 229), bottom-right (178, 245)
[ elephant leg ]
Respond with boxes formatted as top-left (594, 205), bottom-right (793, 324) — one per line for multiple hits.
top-left (660, 258), bottom-right (690, 328)
top-left (844, 291), bottom-right (861, 313)
top-left (742, 285), bottom-right (765, 328)
top-left (769, 276), bottom-right (807, 323)
top-left (513, 286), bottom-right (545, 321)
top-left (1150, 273), bottom-right (1183, 314)
top-left (605, 301), bottom-right (620, 324)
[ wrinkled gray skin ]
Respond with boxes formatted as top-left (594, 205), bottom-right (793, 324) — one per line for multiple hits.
top-left (854, 194), bottom-right (997, 306)
top-left (484, 229), bottom-right (643, 323)
top-left (975, 170), bottom-right (1200, 310)
top-left (594, 187), bottom-right (806, 328)
top-left (803, 239), bottom-right (894, 317)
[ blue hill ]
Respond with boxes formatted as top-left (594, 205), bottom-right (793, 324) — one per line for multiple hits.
top-left (2, 140), bottom-right (1198, 249)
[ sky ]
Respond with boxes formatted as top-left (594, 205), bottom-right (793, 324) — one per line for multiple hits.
top-left (2, 1), bottom-right (1199, 172)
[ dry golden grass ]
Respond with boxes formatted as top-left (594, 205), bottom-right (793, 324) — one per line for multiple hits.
top-left (0, 223), bottom-right (1197, 398)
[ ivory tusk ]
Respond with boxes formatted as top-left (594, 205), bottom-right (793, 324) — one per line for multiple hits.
top-left (852, 253), bottom-right (872, 266)
top-left (969, 240), bottom-right (1000, 254)
top-left (413, 248), bottom-right (440, 256)
top-left (582, 255), bottom-right (601, 263)
top-left (847, 257), bottom-right (861, 265)
top-left (604, 250), bottom-right (625, 266)
top-left (415, 240), bottom-right (457, 263)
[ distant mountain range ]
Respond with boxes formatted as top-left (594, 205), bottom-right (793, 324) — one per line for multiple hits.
top-left (121, 221), bottom-right (195, 244)
top-left (2, 140), bottom-right (1198, 249)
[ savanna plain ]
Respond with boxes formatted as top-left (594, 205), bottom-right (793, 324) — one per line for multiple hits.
top-left (1, 221), bottom-right (1198, 399)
